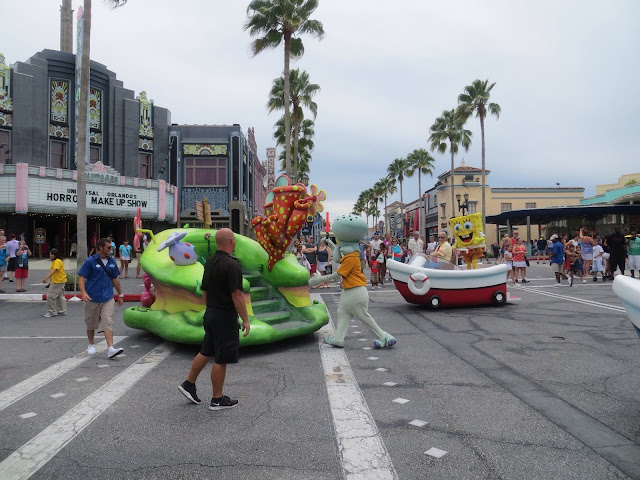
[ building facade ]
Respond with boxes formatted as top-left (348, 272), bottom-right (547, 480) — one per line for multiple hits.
top-left (0, 48), bottom-right (268, 253)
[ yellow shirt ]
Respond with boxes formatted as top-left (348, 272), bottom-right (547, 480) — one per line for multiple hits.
top-left (337, 252), bottom-right (366, 289)
top-left (433, 241), bottom-right (452, 262)
top-left (50, 258), bottom-right (67, 283)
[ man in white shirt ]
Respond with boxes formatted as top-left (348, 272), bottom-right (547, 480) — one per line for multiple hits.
top-left (426, 235), bottom-right (437, 255)
top-left (369, 232), bottom-right (383, 256)
top-left (408, 231), bottom-right (424, 257)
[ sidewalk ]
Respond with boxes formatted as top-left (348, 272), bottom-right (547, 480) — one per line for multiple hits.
top-left (0, 257), bottom-right (146, 300)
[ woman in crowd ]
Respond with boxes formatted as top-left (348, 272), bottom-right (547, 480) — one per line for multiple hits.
top-left (14, 241), bottom-right (32, 292)
top-left (512, 237), bottom-right (528, 283)
top-left (42, 248), bottom-right (67, 318)
top-left (316, 239), bottom-right (332, 288)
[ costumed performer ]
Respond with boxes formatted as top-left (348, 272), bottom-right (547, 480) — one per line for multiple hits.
top-left (308, 213), bottom-right (396, 349)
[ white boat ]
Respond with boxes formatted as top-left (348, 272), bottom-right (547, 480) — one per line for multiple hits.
top-left (385, 256), bottom-right (510, 308)
top-left (612, 275), bottom-right (640, 337)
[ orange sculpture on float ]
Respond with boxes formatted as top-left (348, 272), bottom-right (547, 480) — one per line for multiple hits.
top-left (251, 175), bottom-right (326, 270)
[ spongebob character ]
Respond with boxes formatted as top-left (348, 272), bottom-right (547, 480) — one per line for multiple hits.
top-left (449, 213), bottom-right (486, 269)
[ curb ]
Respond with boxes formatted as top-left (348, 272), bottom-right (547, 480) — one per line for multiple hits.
top-left (0, 293), bottom-right (142, 302)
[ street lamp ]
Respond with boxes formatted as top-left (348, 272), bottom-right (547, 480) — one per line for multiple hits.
top-left (300, 173), bottom-right (309, 186)
top-left (456, 192), bottom-right (470, 215)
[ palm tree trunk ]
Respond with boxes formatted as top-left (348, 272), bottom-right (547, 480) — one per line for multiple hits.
top-left (450, 148), bottom-right (455, 221)
top-left (399, 180), bottom-right (404, 237)
top-left (384, 195), bottom-right (388, 235)
top-left (480, 114), bottom-right (486, 228)
top-left (76, 0), bottom-right (91, 266)
top-left (418, 171), bottom-right (422, 236)
top-left (293, 107), bottom-right (300, 179)
top-left (283, 32), bottom-right (292, 178)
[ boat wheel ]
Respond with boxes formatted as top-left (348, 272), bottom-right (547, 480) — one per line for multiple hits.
top-left (493, 290), bottom-right (506, 305)
top-left (429, 295), bottom-right (441, 309)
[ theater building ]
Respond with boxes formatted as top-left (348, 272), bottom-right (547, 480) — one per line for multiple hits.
top-left (0, 47), bottom-right (265, 254)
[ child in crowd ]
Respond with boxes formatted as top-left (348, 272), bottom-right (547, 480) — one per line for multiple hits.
top-left (119, 239), bottom-right (132, 278)
top-left (42, 248), bottom-right (67, 317)
top-left (14, 241), bottom-right (32, 292)
top-left (592, 241), bottom-right (606, 282)
top-left (369, 252), bottom-right (380, 289)
top-left (566, 244), bottom-right (583, 287)
top-left (295, 243), bottom-right (310, 270)
top-left (504, 243), bottom-right (515, 284)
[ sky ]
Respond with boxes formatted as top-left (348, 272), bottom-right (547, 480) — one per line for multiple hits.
top-left (3, 0), bottom-right (640, 222)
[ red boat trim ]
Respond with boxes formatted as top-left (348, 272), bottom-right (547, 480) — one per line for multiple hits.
top-left (393, 279), bottom-right (506, 307)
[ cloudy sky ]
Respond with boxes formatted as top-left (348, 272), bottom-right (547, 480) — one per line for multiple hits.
top-left (3, 1), bottom-right (639, 221)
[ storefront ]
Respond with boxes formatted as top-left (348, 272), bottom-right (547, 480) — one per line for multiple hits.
top-left (0, 162), bottom-right (177, 256)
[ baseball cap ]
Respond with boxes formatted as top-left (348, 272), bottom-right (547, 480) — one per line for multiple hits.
top-left (549, 234), bottom-right (558, 240)
top-left (413, 231), bottom-right (419, 235)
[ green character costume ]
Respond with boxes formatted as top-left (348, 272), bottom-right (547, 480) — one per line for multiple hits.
top-left (308, 214), bottom-right (396, 348)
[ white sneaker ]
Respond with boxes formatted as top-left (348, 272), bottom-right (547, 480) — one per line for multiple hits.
top-left (43, 313), bottom-right (57, 318)
top-left (108, 346), bottom-right (123, 358)
top-left (568, 277), bottom-right (573, 287)
top-left (582, 280), bottom-right (587, 284)
top-left (87, 344), bottom-right (96, 355)
top-left (554, 283), bottom-right (562, 287)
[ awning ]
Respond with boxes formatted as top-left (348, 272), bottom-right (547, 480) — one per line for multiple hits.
top-left (486, 204), bottom-right (640, 225)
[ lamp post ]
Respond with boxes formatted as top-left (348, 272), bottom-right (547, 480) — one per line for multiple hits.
top-left (300, 173), bottom-right (309, 186)
top-left (456, 192), bottom-right (470, 215)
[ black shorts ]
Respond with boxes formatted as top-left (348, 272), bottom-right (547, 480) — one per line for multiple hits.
top-left (7, 257), bottom-right (16, 272)
top-left (200, 307), bottom-right (240, 364)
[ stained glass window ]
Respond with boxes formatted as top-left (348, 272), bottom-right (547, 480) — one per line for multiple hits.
top-left (89, 88), bottom-right (101, 129)
top-left (50, 80), bottom-right (69, 123)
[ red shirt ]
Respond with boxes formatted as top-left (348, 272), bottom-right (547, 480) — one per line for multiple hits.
top-left (513, 244), bottom-right (526, 262)
top-left (370, 259), bottom-right (379, 274)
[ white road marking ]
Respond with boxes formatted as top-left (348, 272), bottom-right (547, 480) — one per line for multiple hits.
top-left (19, 412), bottom-right (37, 420)
top-left (0, 342), bottom-right (173, 479)
top-left (49, 393), bottom-right (65, 399)
top-left (383, 382), bottom-right (397, 387)
top-left (425, 447), bottom-right (447, 458)
top-left (0, 337), bottom-right (126, 412)
top-left (312, 293), bottom-right (398, 480)
top-left (75, 377), bottom-right (89, 382)
top-left (130, 345), bottom-right (140, 348)
top-left (0, 336), bottom-right (89, 339)
top-left (392, 398), bottom-right (410, 404)
top-left (409, 420), bottom-right (428, 427)
top-left (96, 365), bottom-right (110, 369)
top-left (375, 368), bottom-right (388, 372)
top-left (358, 338), bottom-right (368, 342)
top-left (518, 286), bottom-right (626, 312)
top-left (366, 357), bottom-right (379, 360)
top-left (362, 347), bottom-right (373, 350)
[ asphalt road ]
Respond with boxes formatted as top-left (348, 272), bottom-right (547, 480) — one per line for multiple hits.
top-left (0, 263), bottom-right (639, 479)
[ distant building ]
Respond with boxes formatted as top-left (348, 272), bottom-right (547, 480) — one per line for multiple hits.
top-left (581, 173), bottom-right (640, 206)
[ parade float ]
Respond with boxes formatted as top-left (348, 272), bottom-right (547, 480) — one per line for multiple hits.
top-left (612, 275), bottom-right (640, 338)
top-left (386, 212), bottom-right (510, 308)
top-left (123, 176), bottom-right (329, 346)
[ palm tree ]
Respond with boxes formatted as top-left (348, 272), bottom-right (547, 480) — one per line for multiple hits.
top-left (267, 69), bottom-right (319, 179)
top-left (456, 79), bottom-right (501, 227)
top-left (428, 110), bottom-right (472, 221)
top-left (387, 157), bottom-right (410, 235)
top-left (379, 176), bottom-right (397, 235)
top-left (245, 0), bottom-right (324, 178)
top-left (372, 180), bottom-right (385, 232)
top-left (274, 116), bottom-right (314, 178)
top-left (407, 148), bottom-right (435, 235)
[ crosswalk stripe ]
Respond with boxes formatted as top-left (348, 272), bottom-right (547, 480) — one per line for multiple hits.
top-left (517, 287), bottom-right (626, 312)
top-left (0, 342), bottom-right (174, 480)
top-left (310, 293), bottom-right (398, 480)
top-left (0, 337), bottom-right (126, 412)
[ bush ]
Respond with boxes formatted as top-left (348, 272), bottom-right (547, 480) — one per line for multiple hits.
top-left (64, 272), bottom-right (79, 292)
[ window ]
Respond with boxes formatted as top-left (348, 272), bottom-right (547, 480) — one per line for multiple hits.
top-left (50, 140), bottom-right (67, 168)
top-left (501, 203), bottom-right (512, 212)
top-left (90, 146), bottom-right (100, 164)
top-left (0, 129), bottom-right (10, 164)
top-left (468, 202), bottom-right (477, 214)
top-left (525, 202), bottom-right (536, 209)
top-left (184, 157), bottom-right (227, 187)
top-left (139, 152), bottom-right (151, 179)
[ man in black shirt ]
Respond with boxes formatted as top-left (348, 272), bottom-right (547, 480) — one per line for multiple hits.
top-left (302, 235), bottom-right (318, 274)
top-left (606, 227), bottom-right (626, 277)
top-left (178, 228), bottom-right (250, 410)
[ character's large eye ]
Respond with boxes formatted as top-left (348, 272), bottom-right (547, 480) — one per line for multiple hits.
top-left (454, 224), bottom-right (462, 232)
top-left (464, 221), bottom-right (473, 231)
